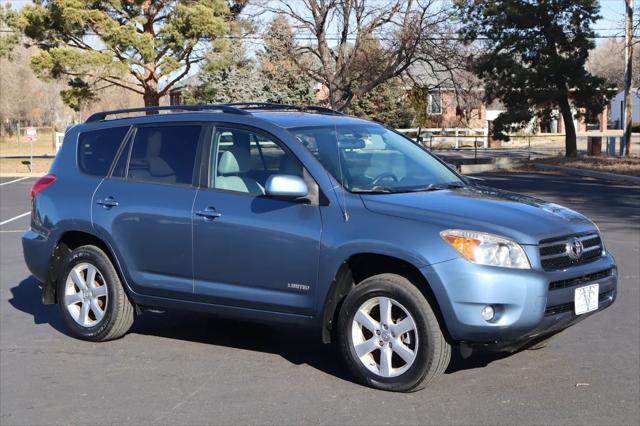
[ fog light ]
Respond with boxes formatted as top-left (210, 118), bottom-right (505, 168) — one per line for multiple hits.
top-left (481, 305), bottom-right (495, 321)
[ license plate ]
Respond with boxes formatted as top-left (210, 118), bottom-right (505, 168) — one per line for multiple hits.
top-left (574, 283), bottom-right (599, 315)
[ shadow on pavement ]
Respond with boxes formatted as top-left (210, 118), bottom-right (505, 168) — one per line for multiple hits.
top-left (7, 282), bottom-right (355, 383)
top-left (8, 276), bottom-right (67, 334)
top-left (10, 275), bottom-right (531, 382)
top-left (445, 350), bottom-right (511, 374)
top-left (130, 309), bottom-right (356, 383)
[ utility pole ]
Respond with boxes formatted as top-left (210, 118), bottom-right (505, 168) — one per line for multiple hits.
top-left (623, 0), bottom-right (634, 157)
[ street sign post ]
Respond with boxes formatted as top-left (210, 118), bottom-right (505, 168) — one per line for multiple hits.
top-left (25, 127), bottom-right (37, 173)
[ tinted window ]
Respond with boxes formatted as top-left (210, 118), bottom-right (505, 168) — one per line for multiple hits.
top-left (211, 127), bottom-right (302, 195)
top-left (78, 127), bottom-right (129, 176)
top-left (127, 125), bottom-right (201, 185)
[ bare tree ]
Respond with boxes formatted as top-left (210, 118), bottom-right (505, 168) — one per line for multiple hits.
top-left (0, 45), bottom-right (74, 132)
top-left (268, 0), bottom-right (457, 111)
top-left (588, 38), bottom-right (640, 89)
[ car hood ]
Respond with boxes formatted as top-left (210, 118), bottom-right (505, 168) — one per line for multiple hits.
top-left (360, 185), bottom-right (596, 245)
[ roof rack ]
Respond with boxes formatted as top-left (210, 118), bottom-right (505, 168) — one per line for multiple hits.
top-left (85, 104), bottom-right (250, 123)
top-left (227, 102), bottom-right (344, 116)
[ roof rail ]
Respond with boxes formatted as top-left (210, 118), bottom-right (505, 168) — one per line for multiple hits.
top-left (227, 102), bottom-right (344, 116)
top-left (85, 104), bottom-right (250, 123)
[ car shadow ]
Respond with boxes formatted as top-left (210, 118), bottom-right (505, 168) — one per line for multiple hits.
top-left (9, 276), bottom-right (527, 383)
top-left (445, 350), bottom-right (511, 374)
top-left (130, 308), bottom-right (357, 383)
top-left (8, 276), bottom-right (67, 334)
top-left (8, 279), bottom-right (354, 383)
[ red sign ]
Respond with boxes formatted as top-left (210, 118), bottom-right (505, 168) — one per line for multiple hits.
top-left (25, 127), bottom-right (37, 142)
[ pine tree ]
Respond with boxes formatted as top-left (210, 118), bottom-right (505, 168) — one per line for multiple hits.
top-left (456, 0), bottom-right (614, 157)
top-left (347, 78), bottom-right (414, 128)
top-left (256, 15), bottom-right (317, 105)
top-left (184, 41), bottom-right (263, 104)
top-left (11, 0), bottom-right (244, 109)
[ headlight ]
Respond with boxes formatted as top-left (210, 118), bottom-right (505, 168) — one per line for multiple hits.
top-left (440, 229), bottom-right (531, 269)
top-left (592, 223), bottom-right (606, 256)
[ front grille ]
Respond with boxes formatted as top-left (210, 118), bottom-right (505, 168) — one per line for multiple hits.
top-left (539, 233), bottom-right (602, 271)
top-left (544, 291), bottom-right (613, 316)
top-left (549, 268), bottom-right (613, 290)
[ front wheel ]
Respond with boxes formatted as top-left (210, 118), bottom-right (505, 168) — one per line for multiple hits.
top-left (57, 245), bottom-right (134, 341)
top-left (337, 273), bottom-right (450, 392)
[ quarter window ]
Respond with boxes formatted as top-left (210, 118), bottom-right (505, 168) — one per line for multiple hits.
top-left (127, 125), bottom-right (201, 185)
top-left (78, 127), bottom-right (129, 177)
top-left (210, 127), bottom-right (302, 195)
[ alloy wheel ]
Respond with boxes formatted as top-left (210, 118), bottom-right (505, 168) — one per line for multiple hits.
top-left (351, 296), bottom-right (419, 378)
top-left (64, 263), bottom-right (108, 327)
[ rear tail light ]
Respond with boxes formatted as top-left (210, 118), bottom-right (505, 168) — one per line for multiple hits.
top-left (30, 174), bottom-right (57, 201)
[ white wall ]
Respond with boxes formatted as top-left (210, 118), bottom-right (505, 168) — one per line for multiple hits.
top-left (610, 90), bottom-right (640, 128)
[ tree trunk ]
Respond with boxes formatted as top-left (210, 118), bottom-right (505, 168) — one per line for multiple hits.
top-left (559, 97), bottom-right (578, 157)
top-left (623, 0), bottom-right (634, 156)
top-left (143, 87), bottom-right (160, 114)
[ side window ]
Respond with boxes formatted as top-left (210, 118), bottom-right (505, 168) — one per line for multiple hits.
top-left (127, 125), bottom-right (201, 185)
top-left (78, 127), bottom-right (129, 177)
top-left (211, 127), bottom-right (302, 195)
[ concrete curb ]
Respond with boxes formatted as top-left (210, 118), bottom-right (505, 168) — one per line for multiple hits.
top-left (532, 163), bottom-right (640, 185)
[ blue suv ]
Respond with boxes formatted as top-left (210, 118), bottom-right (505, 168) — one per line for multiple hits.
top-left (22, 103), bottom-right (617, 392)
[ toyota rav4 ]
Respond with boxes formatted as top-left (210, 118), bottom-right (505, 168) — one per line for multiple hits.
top-left (22, 103), bottom-right (617, 392)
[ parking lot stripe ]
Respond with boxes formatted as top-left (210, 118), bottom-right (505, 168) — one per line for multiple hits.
top-left (0, 212), bottom-right (30, 226)
top-left (0, 176), bottom-right (31, 186)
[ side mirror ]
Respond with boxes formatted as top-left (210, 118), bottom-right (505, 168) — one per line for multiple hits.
top-left (265, 174), bottom-right (309, 198)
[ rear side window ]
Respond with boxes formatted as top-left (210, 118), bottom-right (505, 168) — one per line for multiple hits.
top-left (127, 125), bottom-right (201, 185)
top-left (78, 127), bottom-right (129, 176)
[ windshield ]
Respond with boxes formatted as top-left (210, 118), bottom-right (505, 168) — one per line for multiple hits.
top-left (290, 124), bottom-right (463, 193)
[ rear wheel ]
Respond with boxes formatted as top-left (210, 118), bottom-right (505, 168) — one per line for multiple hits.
top-left (57, 245), bottom-right (134, 341)
top-left (337, 273), bottom-right (450, 392)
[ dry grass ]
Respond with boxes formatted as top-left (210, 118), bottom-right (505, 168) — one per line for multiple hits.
top-left (0, 131), bottom-right (57, 156)
top-left (532, 156), bottom-right (640, 176)
top-left (0, 158), bottom-right (53, 175)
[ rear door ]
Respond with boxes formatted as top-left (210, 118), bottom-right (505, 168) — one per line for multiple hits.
top-left (92, 123), bottom-right (204, 299)
top-left (191, 125), bottom-right (322, 315)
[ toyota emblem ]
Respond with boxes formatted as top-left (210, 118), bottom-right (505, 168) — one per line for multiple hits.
top-left (566, 238), bottom-right (584, 259)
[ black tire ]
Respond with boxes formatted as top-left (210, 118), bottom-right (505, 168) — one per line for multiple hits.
top-left (337, 273), bottom-right (450, 392)
top-left (57, 245), bottom-right (134, 341)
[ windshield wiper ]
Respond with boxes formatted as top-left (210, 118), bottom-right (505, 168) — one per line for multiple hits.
top-left (351, 182), bottom-right (465, 194)
top-left (402, 182), bottom-right (466, 192)
top-left (350, 186), bottom-right (394, 194)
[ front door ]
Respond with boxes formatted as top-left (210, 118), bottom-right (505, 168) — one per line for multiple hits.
top-left (192, 125), bottom-right (322, 315)
top-left (92, 123), bottom-right (203, 299)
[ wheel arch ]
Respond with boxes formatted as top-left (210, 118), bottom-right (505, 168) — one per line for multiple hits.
top-left (320, 253), bottom-right (451, 344)
top-left (44, 230), bottom-right (130, 304)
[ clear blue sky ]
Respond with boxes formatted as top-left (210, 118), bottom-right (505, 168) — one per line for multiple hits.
top-left (597, 0), bottom-right (628, 39)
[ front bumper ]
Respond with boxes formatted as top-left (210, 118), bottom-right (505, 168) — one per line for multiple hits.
top-left (421, 253), bottom-right (617, 348)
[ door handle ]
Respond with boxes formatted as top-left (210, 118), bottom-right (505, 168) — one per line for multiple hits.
top-left (96, 197), bottom-right (119, 208)
top-left (195, 207), bottom-right (222, 220)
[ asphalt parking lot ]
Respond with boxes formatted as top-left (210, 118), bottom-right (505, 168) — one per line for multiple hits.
top-left (0, 173), bottom-right (638, 425)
